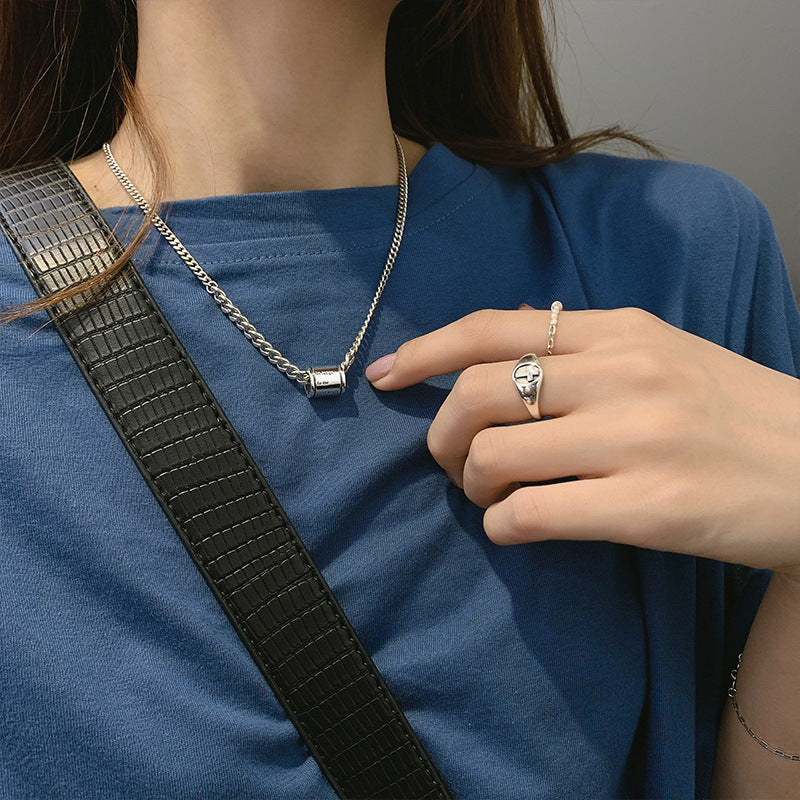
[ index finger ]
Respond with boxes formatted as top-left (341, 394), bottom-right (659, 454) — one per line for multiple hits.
top-left (365, 306), bottom-right (607, 390)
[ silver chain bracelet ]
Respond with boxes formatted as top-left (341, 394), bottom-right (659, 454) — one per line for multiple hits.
top-left (728, 652), bottom-right (800, 761)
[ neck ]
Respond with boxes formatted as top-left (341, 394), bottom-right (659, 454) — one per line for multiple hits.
top-left (70, 0), bottom-right (427, 209)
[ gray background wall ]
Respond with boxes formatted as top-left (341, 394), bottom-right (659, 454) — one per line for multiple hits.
top-left (554, 0), bottom-right (800, 301)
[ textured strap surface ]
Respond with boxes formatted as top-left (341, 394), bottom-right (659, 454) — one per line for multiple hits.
top-left (0, 159), bottom-right (453, 800)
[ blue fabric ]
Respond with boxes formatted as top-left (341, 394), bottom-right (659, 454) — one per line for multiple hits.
top-left (1, 142), bottom-right (798, 799)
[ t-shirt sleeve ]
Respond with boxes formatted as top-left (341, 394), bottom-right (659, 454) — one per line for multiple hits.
top-left (688, 171), bottom-right (800, 798)
top-left (718, 176), bottom-right (800, 672)
top-left (728, 178), bottom-right (800, 377)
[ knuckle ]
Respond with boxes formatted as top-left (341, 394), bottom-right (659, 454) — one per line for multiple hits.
top-left (617, 306), bottom-right (654, 339)
top-left (393, 338), bottom-right (415, 366)
top-left (505, 490), bottom-right (546, 542)
top-left (460, 308), bottom-right (498, 347)
top-left (426, 420), bottom-right (445, 460)
top-left (452, 365), bottom-right (492, 413)
top-left (623, 347), bottom-right (667, 391)
top-left (465, 428), bottom-right (503, 482)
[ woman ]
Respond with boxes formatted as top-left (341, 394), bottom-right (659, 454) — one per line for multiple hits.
top-left (0, 1), bottom-right (798, 798)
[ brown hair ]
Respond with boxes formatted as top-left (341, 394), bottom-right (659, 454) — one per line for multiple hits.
top-left (0, 0), bottom-right (663, 325)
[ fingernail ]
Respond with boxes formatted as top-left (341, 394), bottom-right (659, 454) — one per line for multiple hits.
top-left (518, 302), bottom-right (534, 310)
top-left (365, 352), bottom-right (396, 382)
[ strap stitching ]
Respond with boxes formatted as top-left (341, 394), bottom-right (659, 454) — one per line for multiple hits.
top-left (85, 271), bottom-right (445, 796)
top-left (0, 160), bottom-right (449, 799)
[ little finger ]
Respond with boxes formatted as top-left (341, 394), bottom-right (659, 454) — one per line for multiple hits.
top-left (483, 476), bottom-right (643, 547)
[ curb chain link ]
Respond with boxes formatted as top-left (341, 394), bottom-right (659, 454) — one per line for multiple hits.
top-left (103, 134), bottom-right (408, 392)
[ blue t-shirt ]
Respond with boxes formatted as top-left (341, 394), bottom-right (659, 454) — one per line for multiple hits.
top-left (1, 142), bottom-right (798, 799)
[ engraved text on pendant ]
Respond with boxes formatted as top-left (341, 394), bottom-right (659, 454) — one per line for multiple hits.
top-left (306, 366), bottom-right (347, 398)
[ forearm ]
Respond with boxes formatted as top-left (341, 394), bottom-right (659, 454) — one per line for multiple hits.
top-left (710, 571), bottom-right (800, 799)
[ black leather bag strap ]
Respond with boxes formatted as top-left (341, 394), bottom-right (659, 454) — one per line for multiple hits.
top-left (0, 159), bottom-right (453, 800)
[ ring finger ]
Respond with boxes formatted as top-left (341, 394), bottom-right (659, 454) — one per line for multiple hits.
top-left (427, 353), bottom-right (594, 482)
top-left (461, 412), bottom-right (616, 508)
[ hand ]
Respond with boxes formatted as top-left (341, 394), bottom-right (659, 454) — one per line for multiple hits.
top-left (365, 306), bottom-right (800, 576)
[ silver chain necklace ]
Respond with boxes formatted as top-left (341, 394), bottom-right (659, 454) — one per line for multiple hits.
top-left (102, 134), bottom-right (408, 398)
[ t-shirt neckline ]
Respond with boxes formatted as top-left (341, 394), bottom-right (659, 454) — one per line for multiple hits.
top-left (100, 140), bottom-right (482, 243)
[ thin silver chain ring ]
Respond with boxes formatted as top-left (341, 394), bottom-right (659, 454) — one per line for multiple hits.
top-left (102, 134), bottom-right (409, 397)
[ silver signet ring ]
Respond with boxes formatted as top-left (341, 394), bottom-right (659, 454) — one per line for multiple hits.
top-left (512, 353), bottom-right (544, 419)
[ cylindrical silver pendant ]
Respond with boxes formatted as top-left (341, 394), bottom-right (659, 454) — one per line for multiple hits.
top-left (306, 366), bottom-right (346, 398)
